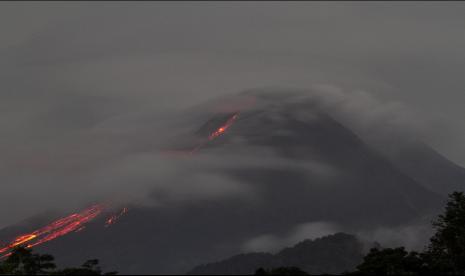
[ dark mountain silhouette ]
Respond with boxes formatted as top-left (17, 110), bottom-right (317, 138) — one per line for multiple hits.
top-left (378, 140), bottom-right (465, 196)
top-left (0, 92), bottom-right (461, 274)
top-left (188, 233), bottom-right (367, 275)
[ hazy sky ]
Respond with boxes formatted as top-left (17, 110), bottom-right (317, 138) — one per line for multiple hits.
top-left (1, 2), bottom-right (465, 226)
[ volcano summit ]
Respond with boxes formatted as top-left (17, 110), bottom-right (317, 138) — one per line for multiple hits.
top-left (0, 91), bottom-right (461, 274)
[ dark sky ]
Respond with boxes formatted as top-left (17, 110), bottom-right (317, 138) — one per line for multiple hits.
top-left (1, 2), bottom-right (465, 227)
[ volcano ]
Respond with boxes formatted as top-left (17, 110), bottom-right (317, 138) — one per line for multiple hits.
top-left (1, 91), bottom-right (463, 274)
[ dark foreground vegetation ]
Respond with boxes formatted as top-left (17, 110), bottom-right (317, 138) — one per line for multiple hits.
top-left (351, 191), bottom-right (465, 275)
top-left (0, 247), bottom-right (116, 275)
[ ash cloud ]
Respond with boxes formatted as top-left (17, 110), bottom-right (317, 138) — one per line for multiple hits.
top-left (241, 220), bottom-right (433, 255)
top-left (0, 80), bottom-right (442, 228)
top-left (0, 84), bottom-right (440, 229)
top-left (0, 3), bottom-right (464, 230)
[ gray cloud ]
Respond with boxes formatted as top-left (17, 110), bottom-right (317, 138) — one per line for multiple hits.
top-left (242, 221), bottom-right (340, 253)
top-left (1, 3), bottom-right (465, 228)
top-left (242, 219), bottom-right (433, 254)
top-left (356, 223), bottom-right (433, 251)
top-left (0, 84), bottom-right (446, 228)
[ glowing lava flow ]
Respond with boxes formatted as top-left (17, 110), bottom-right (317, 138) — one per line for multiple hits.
top-left (1, 111), bottom-right (240, 258)
top-left (105, 207), bottom-right (128, 227)
top-left (208, 113), bottom-right (239, 141)
top-left (0, 204), bottom-right (105, 257)
top-left (188, 112), bottom-right (239, 154)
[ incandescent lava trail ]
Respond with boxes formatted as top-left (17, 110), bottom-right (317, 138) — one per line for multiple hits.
top-left (105, 207), bottom-right (129, 227)
top-left (189, 112), bottom-right (239, 154)
top-left (0, 204), bottom-right (105, 257)
top-left (208, 113), bottom-right (239, 141)
top-left (1, 110), bottom-right (241, 257)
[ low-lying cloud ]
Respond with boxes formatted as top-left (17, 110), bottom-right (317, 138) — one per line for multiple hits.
top-left (242, 219), bottom-right (433, 254)
top-left (1, 3), bottom-right (460, 230)
top-left (242, 221), bottom-right (340, 253)
top-left (0, 85), bottom-right (430, 229)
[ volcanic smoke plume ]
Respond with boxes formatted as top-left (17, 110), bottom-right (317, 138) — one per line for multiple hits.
top-left (0, 110), bottom-right (241, 257)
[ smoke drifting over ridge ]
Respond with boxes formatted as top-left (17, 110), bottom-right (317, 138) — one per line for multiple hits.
top-left (1, 4), bottom-right (464, 241)
top-left (0, 85), bottom-right (429, 229)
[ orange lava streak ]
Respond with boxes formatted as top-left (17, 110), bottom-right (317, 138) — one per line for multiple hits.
top-left (105, 207), bottom-right (128, 227)
top-left (0, 252), bottom-right (12, 260)
top-left (161, 112), bottom-right (240, 156)
top-left (208, 113), bottom-right (239, 141)
top-left (187, 112), bottom-right (239, 155)
top-left (10, 234), bottom-right (37, 248)
top-left (0, 204), bottom-right (105, 257)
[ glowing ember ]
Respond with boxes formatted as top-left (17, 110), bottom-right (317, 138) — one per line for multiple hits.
top-left (187, 112), bottom-right (239, 154)
top-left (0, 204), bottom-right (105, 257)
top-left (10, 234), bottom-right (37, 248)
top-left (208, 113), bottom-right (239, 141)
top-left (160, 112), bottom-right (240, 156)
top-left (105, 207), bottom-right (128, 227)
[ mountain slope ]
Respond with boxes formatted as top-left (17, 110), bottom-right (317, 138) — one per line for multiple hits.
top-left (0, 93), bottom-right (455, 274)
top-left (378, 140), bottom-right (465, 196)
top-left (187, 233), bottom-right (367, 275)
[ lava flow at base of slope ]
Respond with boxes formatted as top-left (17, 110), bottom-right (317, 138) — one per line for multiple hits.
top-left (0, 205), bottom-right (128, 258)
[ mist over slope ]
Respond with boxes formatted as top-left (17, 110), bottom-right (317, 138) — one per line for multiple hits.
top-left (188, 233), bottom-right (367, 275)
top-left (0, 89), bottom-right (461, 274)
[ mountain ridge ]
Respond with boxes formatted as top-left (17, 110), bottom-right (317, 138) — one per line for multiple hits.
top-left (0, 92), bottom-right (460, 274)
top-left (187, 233), bottom-right (368, 275)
